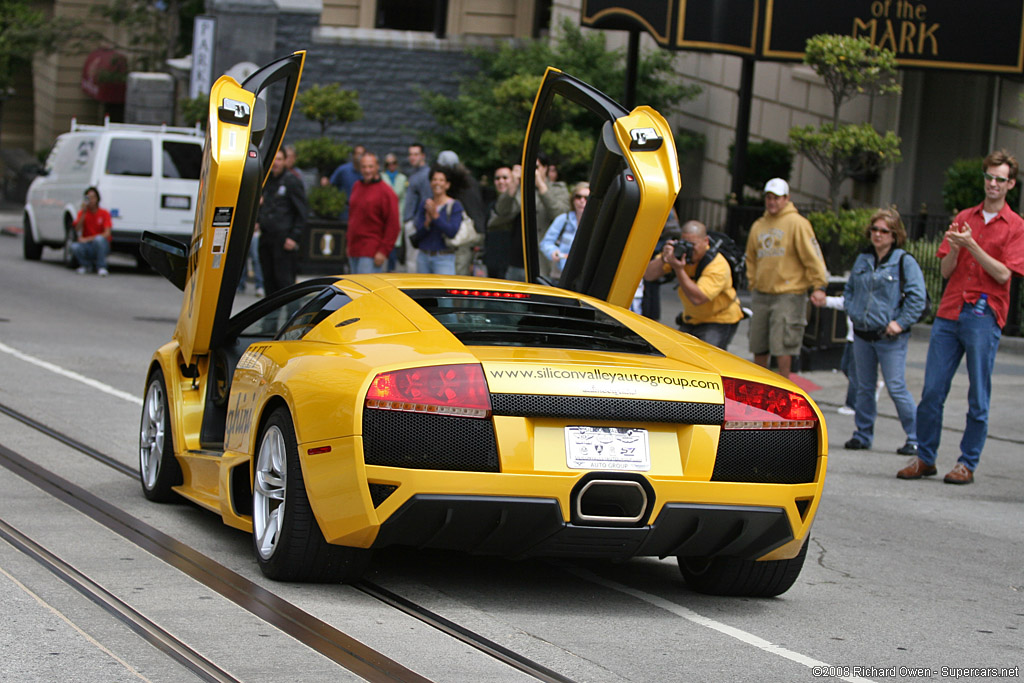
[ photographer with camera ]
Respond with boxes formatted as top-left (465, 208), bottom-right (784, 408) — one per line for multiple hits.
top-left (644, 220), bottom-right (743, 350)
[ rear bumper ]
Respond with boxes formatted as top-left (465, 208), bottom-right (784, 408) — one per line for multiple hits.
top-left (371, 494), bottom-right (794, 561)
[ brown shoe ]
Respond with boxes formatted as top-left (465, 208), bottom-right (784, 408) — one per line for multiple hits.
top-left (896, 457), bottom-right (938, 479)
top-left (943, 463), bottom-right (974, 485)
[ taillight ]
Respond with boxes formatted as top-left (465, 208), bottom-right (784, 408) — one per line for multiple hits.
top-left (722, 377), bottom-right (818, 430)
top-left (365, 364), bottom-right (491, 418)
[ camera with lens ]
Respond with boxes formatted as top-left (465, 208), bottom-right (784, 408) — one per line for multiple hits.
top-left (673, 239), bottom-right (695, 264)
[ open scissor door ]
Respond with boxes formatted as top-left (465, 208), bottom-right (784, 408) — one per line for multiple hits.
top-left (172, 51), bottom-right (305, 365)
top-left (521, 68), bottom-right (681, 309)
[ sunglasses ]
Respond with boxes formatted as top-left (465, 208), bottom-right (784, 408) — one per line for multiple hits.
top-left (983, 172), bottom-right (1011, 183)
top-left (869, 226), bottom-right (892, 234)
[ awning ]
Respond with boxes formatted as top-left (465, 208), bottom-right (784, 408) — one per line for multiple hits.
top-left (81, 48), bottom-right (128, 104)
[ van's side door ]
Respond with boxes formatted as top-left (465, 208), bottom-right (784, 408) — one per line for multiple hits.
top-left (100, 134), bottom-right (157, 238)
top-left (156, 138), bottom-right (203, 238)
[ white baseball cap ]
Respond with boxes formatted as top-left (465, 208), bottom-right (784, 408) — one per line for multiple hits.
top-left (764, 178), bottom-right (790, 196)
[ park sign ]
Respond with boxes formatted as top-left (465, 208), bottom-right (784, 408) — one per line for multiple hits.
top-left (581, 0), bottom-right (1024, 73)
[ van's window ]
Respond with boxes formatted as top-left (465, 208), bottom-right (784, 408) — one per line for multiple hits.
top-left (163, 141), bottom-right (202, 179)
top-left (105, 139), bottom-right (152, 176)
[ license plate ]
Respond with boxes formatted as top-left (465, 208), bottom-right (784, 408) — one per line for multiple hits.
top-left (565, 426), bottom-right (650, 471)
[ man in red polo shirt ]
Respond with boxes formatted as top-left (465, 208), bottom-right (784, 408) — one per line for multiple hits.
top-left (898, 149), bottom-right (1024, 485)
top-left (71, 186), bottom-right (113, 276)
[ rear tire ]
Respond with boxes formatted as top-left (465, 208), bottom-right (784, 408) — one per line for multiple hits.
top-left (22, 214), bottom-right (42, 260)
top-left (678, 540), bottom-right (809, 597)
top-left (252, 406), bottom-right (370, 582)
top-left (139, 369), bottom-right (183, 502)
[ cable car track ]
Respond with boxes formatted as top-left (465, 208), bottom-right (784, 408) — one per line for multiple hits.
top-left (0, 400), bottom-right (575, 683)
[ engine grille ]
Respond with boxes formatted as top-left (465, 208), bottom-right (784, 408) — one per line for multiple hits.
top-left (363, 409), bottom-right (500, 472)
top-left (491, 394), bottom-right (723, 425)
top-left (711, 428), bottom-right (819, 484)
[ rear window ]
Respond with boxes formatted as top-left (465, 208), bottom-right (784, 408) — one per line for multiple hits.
top-left (105, 138), bottom-right (152, 176)
top-left (404, 288), bottom-right (663, 356)
top-left (162, 141), bottom-right (202, 179)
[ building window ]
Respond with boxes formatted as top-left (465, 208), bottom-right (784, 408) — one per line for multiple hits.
top-left (376, 0), bottom-right (448, 37)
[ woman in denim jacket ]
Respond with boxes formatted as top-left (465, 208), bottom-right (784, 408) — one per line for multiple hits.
top-left (843, 208), bottom-right (927, 454)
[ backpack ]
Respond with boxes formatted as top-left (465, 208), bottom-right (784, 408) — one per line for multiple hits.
top-left (695, 231), bottom-right (748, 292)
top-left (898, 252), bottom-right (931, 323)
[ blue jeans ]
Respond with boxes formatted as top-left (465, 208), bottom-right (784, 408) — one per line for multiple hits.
top-left (238, 233), bottom-right (263, 292)
top-left (851, 333), bottom-right (916, 447)
top-left (416, 250), bottom-right (455, 275)
top-left (349, 256), bottom-right (385, 274)
top-left (70, 235), bottom-right (110, 270)
top-left (916, 305), bottom-right (1001, 470)
top-left (840, 342), bottom-right (857, 409)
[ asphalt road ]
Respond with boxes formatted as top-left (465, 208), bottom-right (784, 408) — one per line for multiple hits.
top-left (0, 217), bottom-right (1021, 682)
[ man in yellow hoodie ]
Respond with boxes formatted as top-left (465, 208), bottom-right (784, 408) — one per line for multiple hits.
top-left (745, 178), bottom-right (829, 377)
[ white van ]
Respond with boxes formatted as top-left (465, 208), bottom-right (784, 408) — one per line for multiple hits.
top-left (22, 118), bottom-right (204, 266)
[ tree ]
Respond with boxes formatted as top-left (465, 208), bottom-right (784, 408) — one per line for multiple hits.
top-left (292, 83), bottom-right (363, 178)
top-left (419, 20), bottom-right (700, 178)
top-left (788, 34), bottom-right (902, 211)
top-left (0, 0), bottom-right (85, 147)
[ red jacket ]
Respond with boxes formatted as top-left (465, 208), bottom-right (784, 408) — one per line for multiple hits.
top-left (347, 179), bottom-right (400, 258)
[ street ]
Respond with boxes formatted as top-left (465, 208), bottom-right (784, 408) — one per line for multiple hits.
top-left (0, 217), bottom-right (1021, 683)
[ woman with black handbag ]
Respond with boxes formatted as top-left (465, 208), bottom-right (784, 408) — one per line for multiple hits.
top-left (843, 208), bottom-right (927, 455)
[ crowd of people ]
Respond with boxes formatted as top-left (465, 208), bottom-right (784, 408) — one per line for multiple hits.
top-left (233, 140), bottom-right (1024, 486)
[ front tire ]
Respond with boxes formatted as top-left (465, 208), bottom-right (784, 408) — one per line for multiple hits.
top-left (22, 214), bottom-right (42, 260)
top-left (678, 540), bottom-right (809, 597)
top-left (139, 369), bottom-right (183, 502)
top-left (252, 407), bottom-right (370, 582)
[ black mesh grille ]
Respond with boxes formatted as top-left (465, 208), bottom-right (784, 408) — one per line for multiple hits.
top-left (712, 428), bottom-right (819, 483)
top-left (363, 409), bottom-right (500, 472)
top-left (491, 394), bottom-right (723, 425)
top-left (367, 483), bottom-right (398, 507)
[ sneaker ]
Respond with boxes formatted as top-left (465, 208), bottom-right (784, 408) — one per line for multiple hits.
top-left (844, 437), bottom-right (869, 450)
top-left (837, 405), bottom-right (855, 415)
top-left (255, 287), bottom-right (265, 297)
top-left (76, 266), bottom-right (87, 275)
top-left (97, 267), bottom-right (109, 277)
top-left (896, 443), bottom-right (918, 456)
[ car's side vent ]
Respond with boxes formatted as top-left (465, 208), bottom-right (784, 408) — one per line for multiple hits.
top-left (367, 483), bottom-right (398, 508)
top-left (712, 428), bottom-right (818, 484)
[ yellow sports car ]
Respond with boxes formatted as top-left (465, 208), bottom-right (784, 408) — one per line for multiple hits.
top-left (139, 53), bottom-right (827, 596)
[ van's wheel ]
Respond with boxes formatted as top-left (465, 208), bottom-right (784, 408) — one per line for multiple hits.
top-left (252, 406), bottom-right (371, 582)
top-left (63, 223), bottom-right (79, 268)
top-left (678, 540), bottom-right (809, 597)
top-left (139, 368), bottom-right (183, 502)
top-left (22, 214), bottom-right (42, 261)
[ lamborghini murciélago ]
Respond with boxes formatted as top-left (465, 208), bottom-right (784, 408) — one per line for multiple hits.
top-left (138, 51), bottom-right (827, 597)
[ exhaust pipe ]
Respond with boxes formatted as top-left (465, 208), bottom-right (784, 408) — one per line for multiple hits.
top-left (575, 479), bottom-right (648, 524)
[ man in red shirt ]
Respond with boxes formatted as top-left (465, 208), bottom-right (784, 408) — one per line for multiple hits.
top-left (898, 149), bottom-right (1024, 485)
top-left (346, 153), bottom-right (400, 274)
top-left (71, 186), bottom-right (113, 276)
